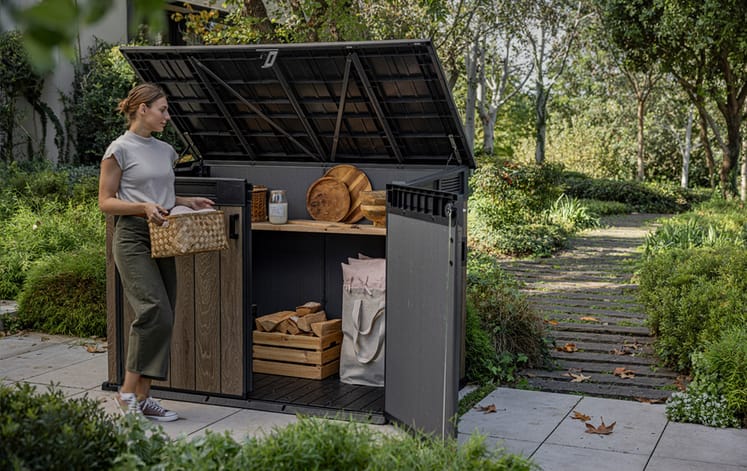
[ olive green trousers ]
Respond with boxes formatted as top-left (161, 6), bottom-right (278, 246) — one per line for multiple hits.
top-left (113, 216), bottom-right (177, 380)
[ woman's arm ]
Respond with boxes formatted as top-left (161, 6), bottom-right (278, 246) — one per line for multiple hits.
top-left (175, 196), bottom-right (215, 210)
top-left (98, 156), bottom-right (168, 224)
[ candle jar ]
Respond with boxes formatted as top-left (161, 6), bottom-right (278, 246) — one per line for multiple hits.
top-left (268, 189), bottom-right (288, 224)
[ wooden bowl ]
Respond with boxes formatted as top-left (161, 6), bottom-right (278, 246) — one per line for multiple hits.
top-left (360, 190), bottom-right (386, 206)
top-left (360, 204), bottom-right (386, 227)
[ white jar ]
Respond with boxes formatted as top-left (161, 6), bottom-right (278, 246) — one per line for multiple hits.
top-left (268, 189), bottom-right (288, 224)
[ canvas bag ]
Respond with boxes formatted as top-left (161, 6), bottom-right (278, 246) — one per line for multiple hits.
top-left (339, 257), bottom-right (386, 386)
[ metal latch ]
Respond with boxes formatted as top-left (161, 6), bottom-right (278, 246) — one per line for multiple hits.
top-left (259, 49), bottom-right (278, 69)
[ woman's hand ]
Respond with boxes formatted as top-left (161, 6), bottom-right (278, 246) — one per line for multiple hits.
top-left (143, 202), bottom-right (169, 225)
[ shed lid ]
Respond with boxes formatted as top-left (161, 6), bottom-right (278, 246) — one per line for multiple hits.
top-left (119, 40), bottom-right (474, 168)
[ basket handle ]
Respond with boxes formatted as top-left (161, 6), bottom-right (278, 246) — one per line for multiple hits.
top-left (229, 214), bottom-right (240, 239)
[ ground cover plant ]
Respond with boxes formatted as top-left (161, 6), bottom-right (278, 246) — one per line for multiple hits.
top-left (0, 383), bottom-right (536, 470)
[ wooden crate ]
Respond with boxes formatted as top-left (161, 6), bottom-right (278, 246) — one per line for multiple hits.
top-left (252, 330), bottom-right (342, 380)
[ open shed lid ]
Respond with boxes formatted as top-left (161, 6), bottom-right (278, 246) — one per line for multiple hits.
top-left (120, 40), bottom-right (474, 168)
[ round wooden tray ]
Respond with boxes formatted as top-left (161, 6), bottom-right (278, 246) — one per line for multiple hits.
top-left (306, 176), bottom-right (351, 222)
top-left (324, 164), bottom-right (372, 224)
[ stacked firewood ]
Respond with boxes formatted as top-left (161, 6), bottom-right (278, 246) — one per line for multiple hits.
top-left (254, 301), bottom-right (341, 337)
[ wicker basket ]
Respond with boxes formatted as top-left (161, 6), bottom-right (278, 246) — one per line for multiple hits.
top-left (252, 185), bottom-right (268, 222)
top-left (148, 210), bottom-right (228, 258)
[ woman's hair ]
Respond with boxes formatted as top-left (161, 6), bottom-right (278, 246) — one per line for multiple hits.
top-left (117, 83), bottom-right (166, 126)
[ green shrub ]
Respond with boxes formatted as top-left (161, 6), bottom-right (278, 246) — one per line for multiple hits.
top-left (465, 301), bottom-right (502, 384)
top-left (578, 198), bottom-right (632, 217)
top-left (665, 388), bottom-right (740, 428)
top-left (65, 40), bottom-right (134, 165)
top-left (0, 197), bottom-right (104, 299)
top-left (697, 327), bottom-right (747, 419)
top-left (467, 252), bottom-right (548, 373)
top-left (16, 245), bottom-right (106, 338)
top-left (472, 221), bottom-right (568, 258)
top-left (0, 383), bottom-right (123, 470)
top-left (637, 247), bottom-right (747, 371)
top-left (563, 174), bottom-right (704, 213)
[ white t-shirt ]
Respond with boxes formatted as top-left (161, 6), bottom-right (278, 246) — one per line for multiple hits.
top-left (103, 131), bottom-right (178, 209)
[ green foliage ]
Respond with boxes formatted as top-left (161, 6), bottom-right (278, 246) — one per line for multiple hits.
top-left (0, 30), bottom-right (45, 162)
top-left (467, 252), bottom-right (548, 374)
top-left (636, 246), bottom-right (747, 371)
top-left (0, 197), bottom-right (104, 299)
top-left (563, 173), bottom-right (704, 213)
top-left (578, 199), bottom-right (632, 217)
top-left (65, 41), bottom-right (135, 165)
top-left (643, 199), bottom-right (747, 255)
top-left (695, 327), bottom-right (747, 419)
top-left (469, 159), bottom-right (575, 257)
top-left (665, 388), bottom-right (740, 429)
top-left (0, 383), bottom-right (123, 470)
top-left (16, 246), bottom-right (106, 338)
top-left (543, 194), bottom-right (599, 233)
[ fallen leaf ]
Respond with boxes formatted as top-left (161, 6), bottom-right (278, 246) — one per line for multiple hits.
top-left (85, 344), bottom-right (107, 353)
top-left (579, 316), bottom-right (599, 322)
top-left (675, 375), bottom-right (690, 391)
top-left (571, 411), bottom-right (591, 421)
top-left (634, 397), bottom-right (665, 404)
top-left (545, 319), bottom-right (559, 326)
top-left (613, 367), bottom-right (636, 379)
top-left (622, 341), bottom-right (641, 350)
top-left (556, 343), bottom-right (578, 353)
top-left (563, 372), bottom-right (591, 383)
top-left (40, 336), bottom-right (49, 341)
top-left (585, 417), bottom-right (616, 435)
top-left (474, 404), bottom-right (497, 414)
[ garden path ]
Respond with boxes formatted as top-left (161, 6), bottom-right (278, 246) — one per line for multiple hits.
top-left (500, 213), bottom-right (682, 402)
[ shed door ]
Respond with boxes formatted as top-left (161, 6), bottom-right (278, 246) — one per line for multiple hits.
top-left (384, 185), bottom-right (460, 438)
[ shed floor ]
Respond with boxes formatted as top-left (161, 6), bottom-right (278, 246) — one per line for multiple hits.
top-left (249, 373), bottom-right (384, 415)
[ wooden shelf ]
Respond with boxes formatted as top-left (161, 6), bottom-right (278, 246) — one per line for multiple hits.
top-left (252, 219), bottom-right (386, 236)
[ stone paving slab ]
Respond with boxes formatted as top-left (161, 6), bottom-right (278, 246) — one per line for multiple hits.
top-left (645, 456), bottom-right (746, 471)
top-left (457, 433), bottom-right (541, 457)
top-left (545, 396), bottom-right (667, 456)
top-left (651, 421), bottom-right (747, 467)
top-left (25, 354), bottom-right (107, 390)
top-left (0, 332), bottom-right (74, 359)
top-left (531, 443), bottom-right (650, 471)
top-left (458, 387), bottom-right (580, 443)
top-left (0, 342), bottom-right (99, 380)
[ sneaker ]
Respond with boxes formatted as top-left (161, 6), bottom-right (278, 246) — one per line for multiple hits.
top-left (139, 396), bottom-right (179, 422)
top-left (116, 392), bottom-right (143, 417)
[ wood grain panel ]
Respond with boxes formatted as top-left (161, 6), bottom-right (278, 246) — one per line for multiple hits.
top-left (105, 216), bottom-right (117, 384)
top-left (220, 207), bottom-right (244, 396)
top-left (170, 255), bottom-right (195, 390)
top-left (195, 251), bottom-right (221, 393)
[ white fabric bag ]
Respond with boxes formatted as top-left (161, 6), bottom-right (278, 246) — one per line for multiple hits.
top-left (339, 257), bottom-right (385, 386)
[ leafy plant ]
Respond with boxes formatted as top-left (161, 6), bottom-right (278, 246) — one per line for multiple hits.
top-left (637, 246), bottom-right (747, 371)
top-left (578, 198), bottom-right (632, 217)
top-left (0, 383), bottom-right (123, 470)
top-left (0, 197), bottom-right (104, 299)
top-left (467, 251), bottom-right (548, 373)
top-left (694, 327), bottom-right (747, 420)
top-left (16, 245), bottom-right (107, 338)
top-left (543, 194), bottom-right (599, 232)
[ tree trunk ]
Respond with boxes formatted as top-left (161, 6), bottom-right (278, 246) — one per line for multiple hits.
top-left (720, 118), bottom-right (742, 198)
top-left (698, 112), bottom-right (715, 189)
top-left (742, 136), bottom-right (747, 201)
top-left (681, 107), bottom-right (693, 189)
top-left (636, 98), bottom-right (646, 181)
top-left (464, 39), bottom-right (479, 154)
top-left (534, 85), bottom-right (548, 164)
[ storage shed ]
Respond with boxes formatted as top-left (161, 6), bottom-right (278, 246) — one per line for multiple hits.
top-left (104, 39), bottom-right (475, 438)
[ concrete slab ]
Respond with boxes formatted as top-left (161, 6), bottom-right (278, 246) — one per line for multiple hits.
top-left (458, 387), bottom-right (580, 442)
top-left (24, 355), bottom-right (107, 390)
top-left (651, 421), bottom-right (747, 467)
top-left (152, 399), bottom-right (243, 438)
top-left (190, 408), bottom-right (299, 442)
top-left (531, 443), bottom-right (649, 471)
top-left (545, 396), bottom-right (668, 456)
top-left (0, 332), bottom-right (71, 360)
top-left (458, 432), bottom-right (540, 457)
top-left (0, 342), bottom-right (98, 380)
top-left (645, 456), bottom-right (747, 471)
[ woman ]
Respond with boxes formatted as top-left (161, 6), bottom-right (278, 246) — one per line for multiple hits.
top-left (99, 83), bottom-right (214, 421)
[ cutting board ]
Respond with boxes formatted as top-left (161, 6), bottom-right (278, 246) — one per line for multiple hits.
top-left (306, 177), bottom-right (351, 222)
top-left (324, 164), bottom-right (372, 224)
